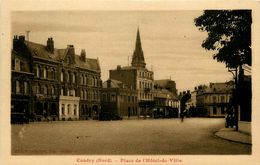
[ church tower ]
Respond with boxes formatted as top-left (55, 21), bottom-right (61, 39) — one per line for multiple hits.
top-left (131, 27), bottom-right (146, 68)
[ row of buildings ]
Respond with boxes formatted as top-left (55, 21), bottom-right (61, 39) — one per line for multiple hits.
top-left (185, 81), bottom-right (233, 118)
top-left (11, 29), bottom-right (180, 123)
top-left (182, 68), bottom-right (251, 121)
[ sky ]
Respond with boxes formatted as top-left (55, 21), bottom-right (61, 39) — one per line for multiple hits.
top-left (12, 11), bottom-right (232, 92)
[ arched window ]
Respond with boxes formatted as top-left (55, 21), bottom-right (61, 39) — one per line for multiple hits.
top-left (52, 68), bottom-right (55, 80)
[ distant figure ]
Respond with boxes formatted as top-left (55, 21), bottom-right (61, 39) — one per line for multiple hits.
top-left (181, 112), bottom-right (184, 122)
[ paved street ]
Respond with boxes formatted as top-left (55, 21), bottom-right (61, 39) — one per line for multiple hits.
top-left (11, 118), bottom-right (251, 155)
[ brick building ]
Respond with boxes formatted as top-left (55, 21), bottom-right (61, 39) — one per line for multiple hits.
top-left (11, 35), bottom-right (101, 122)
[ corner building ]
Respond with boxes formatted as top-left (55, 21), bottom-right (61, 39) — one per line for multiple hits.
top-left (109, 28), bottom-right (154, 117)
top-left (11, 35), bottom-right (101, 122)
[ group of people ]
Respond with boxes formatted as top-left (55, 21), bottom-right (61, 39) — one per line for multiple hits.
top-left (225, 107), bottom-right (236, 128)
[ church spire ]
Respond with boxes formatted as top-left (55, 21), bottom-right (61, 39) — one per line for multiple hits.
top-left (131, 27), bottom-right (146, 68)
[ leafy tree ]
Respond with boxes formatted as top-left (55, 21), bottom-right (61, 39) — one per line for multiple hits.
top-left (194, 10), bottom-right (251, 68)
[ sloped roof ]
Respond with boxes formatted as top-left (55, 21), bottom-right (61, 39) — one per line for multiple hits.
top-left (154, 88), bottom-right (178, 100)
top-left (25, 41), bottom-right (100, 71)
top-left (103, 79), bottom-right (123, 88)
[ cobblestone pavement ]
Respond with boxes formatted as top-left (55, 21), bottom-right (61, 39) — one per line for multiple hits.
top-left (11, 118), bottom-right (251, 155)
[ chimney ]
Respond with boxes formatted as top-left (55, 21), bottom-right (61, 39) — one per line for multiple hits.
top-left (47, 37), bottom-right (54, 53)
top-left (13, 35), bottom-right (18, 48)
top-left (67, 45), bottom-right (75, 56)
top-left (80, 49), bottom-right (86, 62)
top-left (18, 35), bottom-right (25, 42)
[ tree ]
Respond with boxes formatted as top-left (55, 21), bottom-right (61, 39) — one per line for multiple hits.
top-left (194, 10), bottom-right (251, 68)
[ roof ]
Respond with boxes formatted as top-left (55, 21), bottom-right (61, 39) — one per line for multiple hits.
top-left (154, 79), bottom-right (175, 87)
top-left (25, 41), bottom-right (100, 72)
top-left (103, 79), bottom-right (124, 88)
top-left (154, 88), bottom-right (178, 100)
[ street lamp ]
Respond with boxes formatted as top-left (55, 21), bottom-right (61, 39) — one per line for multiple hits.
top-left (228, 67), bottom-right (239, 131)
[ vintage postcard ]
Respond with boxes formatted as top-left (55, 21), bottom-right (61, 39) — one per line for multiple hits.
top-left (1, 0), bottom-right (260, 165)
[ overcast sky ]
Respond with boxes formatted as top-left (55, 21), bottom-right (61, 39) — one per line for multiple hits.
top-left (12, 11), bottom-right (232, 92)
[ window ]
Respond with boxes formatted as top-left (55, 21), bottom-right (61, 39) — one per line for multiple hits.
top-left (67, 72), bottom-right (70, 82)
top-left (213, 107), bottom-right (217, 115)
top-left (107, 93), bottom-right (110, 102)
top-left (212, 96), bottom-right (217, 103)
top-left (128, 96), bottom-right (130, 102)
top-left (81, 74), bottom-right (84, 84)
top-left (61, 88), bottom-right (64, 96)
top-left (24, 82), bottom-right (28, 95)
top-left (81, 90), bottom-right (83, 99)
top-left (221, 107), bottom-right (225, 114)
top-left (74, 105), bottom-right (77, 115)
top-left (43, 67), bottom-right (47, 79)
top-left (16, 80), bottom-right (20, 94)
top-left (84, 76), bottom-right (87, 85)
top-left (111, 94), bottom-right (116, 102)
top-left (51, 68), bottom-right (55, 80)
top-left (61, 71), bottom-right (64, 82)
top-left (84, 90), bottom-right (87, 100)
top-left (51, 86), bottom-right (55, 95)
top-left (72, 73), bottom-right (75, 83)
top-left (102, 93), bottom-right (107, 102)
top-left (36, 65), bottom-right (40, 77)
top-left (43, 85), bottom-right (48, 95)
top-left (139, 81), bottom-right (142, 89)
top-left (221, 96), bottom-right (225, 103)
top-left (62, 104), bottom-right (65, 115)
top-left (67, 104), bottom-right (71, 114)
top-left (36, 84), bottom-right (40, 94)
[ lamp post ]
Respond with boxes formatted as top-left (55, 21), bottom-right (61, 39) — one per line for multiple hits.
top-left (228, 67), bottom-right (239, 131)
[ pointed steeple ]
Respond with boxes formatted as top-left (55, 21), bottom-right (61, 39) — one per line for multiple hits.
top-left (131, 27), bottom-right (146, 68)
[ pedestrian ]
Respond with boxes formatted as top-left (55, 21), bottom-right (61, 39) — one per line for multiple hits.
top-left (181, 112), bottom-right (184, 122)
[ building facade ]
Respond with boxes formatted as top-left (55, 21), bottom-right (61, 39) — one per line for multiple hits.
top-left (11, 35), bottom-right (101, 122)
top-left (109, 28), bottom-right (154, 117)
top-left (195, 82), bottom-right (233, 117)
top-left (100, 79), bottom-right (138, 119)
top-left (153, 79), bottom-right (179, 118)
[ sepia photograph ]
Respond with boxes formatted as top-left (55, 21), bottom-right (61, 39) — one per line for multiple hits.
top-left (1, 0), bottom-right (260, 165)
